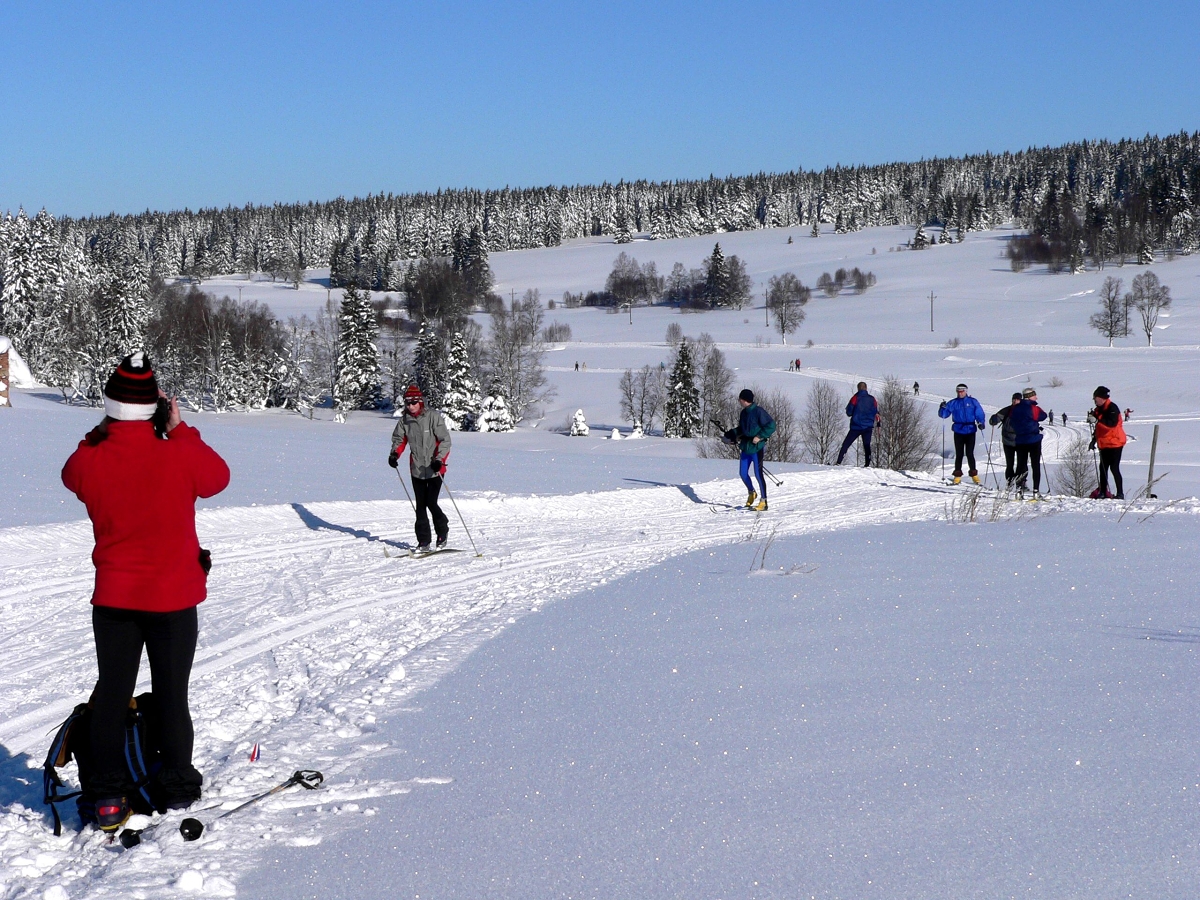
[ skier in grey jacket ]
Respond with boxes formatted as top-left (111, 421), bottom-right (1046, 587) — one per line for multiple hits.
top-left (389, 385), bottom-right (452, 551)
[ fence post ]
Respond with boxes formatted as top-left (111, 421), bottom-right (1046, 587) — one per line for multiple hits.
top-left (0, 348), bottom-right (9, 408)
top-left (1146, 424), bottom-right (1159, 499)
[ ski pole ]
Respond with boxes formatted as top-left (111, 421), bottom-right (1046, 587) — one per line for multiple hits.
top-left (394, 466), bottom-right (416, 514)
top-left (985, 424), bottom-right (1001, 490)
top-left (941, 423), bottom-right (946, 482)
top-left (441, 476), bottom-right (483, 558)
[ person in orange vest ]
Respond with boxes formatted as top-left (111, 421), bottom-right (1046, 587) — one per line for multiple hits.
top-left (1088, 386), bottom-right (1126, 499)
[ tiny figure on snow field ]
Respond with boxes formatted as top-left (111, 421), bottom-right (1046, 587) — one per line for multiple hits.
top-left (989, 392), bottom-right (1023, 488)
top-left (390, 385), bottom-right (452, 552)
top-left (1061, 412), bottom-right (1067, 426)
top-left (939, 384), bottom-right (986, 484)
top-left (1123, 408), bottom-right (1132, 422)
top-left (913, 381), bottom-right (919, 396)
top-left (1010, 387), bottom-right (1048, 496)
top-left (729, 389), bottom-right (775, 511)
top-left (61, 353), bottom-right (230, 832)
top-left (835, 382), bottom-right (879, 467)
top-left (574, 361), bottom-right (579, 371)
top-left (1089, 386), bottom-right (1126, 499)
top-left (1047, 408), bottom-right (1054, 425)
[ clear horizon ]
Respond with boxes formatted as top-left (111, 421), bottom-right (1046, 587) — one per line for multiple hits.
top-left (2, 0), bottom-right (1197, 217)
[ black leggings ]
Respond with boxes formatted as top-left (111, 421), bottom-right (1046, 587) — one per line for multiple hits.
top-left (91, 605), bottom-right (200, 797)
top-left (1098, 446), bottom-right (1124, 498)
top-left (1014, 443), bottom-right (1042, 492)
top-left (412, 476), bottom-right (449, 546)
top-left (952, 432), bottom-right (978, 476)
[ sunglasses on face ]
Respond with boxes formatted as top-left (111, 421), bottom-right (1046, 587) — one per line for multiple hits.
top-left (405, 400), bottom-right (421, 407)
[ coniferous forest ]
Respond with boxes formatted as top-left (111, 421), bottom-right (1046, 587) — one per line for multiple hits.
top-left (2, 131), bottom-right (1199, 414)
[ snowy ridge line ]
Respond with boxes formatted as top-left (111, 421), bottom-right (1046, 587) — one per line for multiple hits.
top-left (556, 340), bottom-right (1200, 353)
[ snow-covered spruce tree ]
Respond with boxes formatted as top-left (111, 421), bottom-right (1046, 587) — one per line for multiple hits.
top-left (477, 385), bottom-right (515, 432)
top-left (703, 243), bottom-right (729, 307)
top-left (570, 409), bottom-right (589, 436)
top-left (333, 284), bottom-right (381, 410)
top-left (412, 320), bottom-right (447, 409)
top-left (912, 224), bottom-right (929, 249)
top-left (663, 339), bottom-right (701, 438)
top-left (441, 331), bottom-right (482, 431)
top-left (452, 224), bottom-right (494, 303)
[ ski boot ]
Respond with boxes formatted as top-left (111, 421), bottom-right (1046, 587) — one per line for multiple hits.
top-left (436, 535), bottom-right (448, 550)
top-left (416, 543), bottom-right (431, 554)
top-left (971, 474), bottom-right (981, 485)
top-left (754, 499), bottom-right (768, 512)
top-left (95, 797), bottom-right (131, 833)
top-left (952, 476), bottom-right (962, 485)
top-left (745, 490), bottom-right (757, 508)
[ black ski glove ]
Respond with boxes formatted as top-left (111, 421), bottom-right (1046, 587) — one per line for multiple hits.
top-left (388, 450), bottom-right (399, 468)
top-left (433, 459), bottom-right (445, 475)
top-left (1088, 439), bottom-right (1097, 451)
top-left (977, 422), bottom-right (985, 431)
top-left (939, 400), bottom-right (947, 412)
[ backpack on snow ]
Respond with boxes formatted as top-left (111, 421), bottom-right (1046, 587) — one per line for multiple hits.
top-left (42, 692), bottom-right (163, 834)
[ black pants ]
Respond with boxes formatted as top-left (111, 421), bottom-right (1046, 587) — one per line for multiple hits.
top-left (836, 427), bottom-right (873, 466)
top-left (1098, 446), bottom-right (1124, 498)
top-left (952, 431), bottom-right (978, 477)
top-left (1002, 445), bottom-right (1016, 485)
top-left (1014, 443), bottom-right (1042, 492)
top-left (91, 605), bottom-right (201, 799)
top-left (412, 475), bottom-right (449, 546)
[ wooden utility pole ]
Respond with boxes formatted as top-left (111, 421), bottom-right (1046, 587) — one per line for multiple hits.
top-left (929, 291), bottom-right (935, 332)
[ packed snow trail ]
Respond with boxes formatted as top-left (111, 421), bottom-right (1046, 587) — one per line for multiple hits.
top-left (0, 468), bottom-right (1070, 898)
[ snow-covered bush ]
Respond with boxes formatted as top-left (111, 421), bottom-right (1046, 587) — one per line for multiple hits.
top-left (570, 409), bottom-right (589, 436)
top-left (477, 392), bottom-right (515, 432)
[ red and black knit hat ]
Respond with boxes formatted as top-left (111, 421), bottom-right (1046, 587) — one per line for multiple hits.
top-left (103, 352), bottom-right (159, 421)
top-left (403, 385), bottom-right (424, 405)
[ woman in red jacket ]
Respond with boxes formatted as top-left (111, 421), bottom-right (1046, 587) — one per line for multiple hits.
top-left (1088, 385), bottom-right (1127, 499)
top-left (62, 354), bottom-right (230, 830)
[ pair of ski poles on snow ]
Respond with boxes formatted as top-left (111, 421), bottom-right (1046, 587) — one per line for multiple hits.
top-left (394, 467), bottom-right (482, 557)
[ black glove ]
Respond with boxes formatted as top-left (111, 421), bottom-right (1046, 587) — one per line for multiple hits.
top-left (433, 459), bottom-right (445, 476)
top-left (388, 450), bottom-right (399, 468)
top-left (939, 400), bottom-right (947, 412)
top-left (1088, 439), bottom-right (1096, 451)
top-left (977, 422), bottom-right (985, 431)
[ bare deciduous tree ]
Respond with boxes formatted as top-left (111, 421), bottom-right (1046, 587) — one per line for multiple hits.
top-left (799, 379), bottom-right (843, 464)
top-left (766, 273), bottom-right (809, 345)
top-left (873, 377), bottom-right (937, 471)
top-left (1088, 276), bottom-right (1127, 346)
top-left (618, 364), bottom-right (666, 430)
top-left (1130, 271), bottom-right (1171, 346)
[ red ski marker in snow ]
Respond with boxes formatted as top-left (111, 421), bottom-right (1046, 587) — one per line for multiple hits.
top-left (249, 742), bottom-right (260, 762)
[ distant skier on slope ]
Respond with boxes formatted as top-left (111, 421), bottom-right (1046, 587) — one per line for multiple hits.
top-left (1010, 387), bottom-right (1048, 497)
top-left (989, 392), bottom-right (1023, 487)
top-left (938, 383), bottom-right (986, 484)
top-left (389, 385), bottom-right (452, 552)
top-left (61, 354), bottom-right (230, 831)
top-left (1088, 386), bottom-right (1126, 499)
top-left (835, 382), bottom-right (879, 467)
top-left (731, 389), bottom-right (775, 511)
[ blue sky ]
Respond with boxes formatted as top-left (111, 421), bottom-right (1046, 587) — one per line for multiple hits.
top-left (1, 0), bottom-right (1196, 217)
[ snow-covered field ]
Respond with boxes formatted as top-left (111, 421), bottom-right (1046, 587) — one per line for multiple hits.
top-left (3, 224), bottom-right (1200, 899)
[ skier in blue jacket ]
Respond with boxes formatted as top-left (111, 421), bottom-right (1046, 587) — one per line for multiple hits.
top-left (938, 383), bottom-right (986, 484)
top-left (731, 389), bottom-right (775, 511)
top-left (1009, 387), bottom-right (1048, 496)
top-left (835, 382), bottom-right (879, 466)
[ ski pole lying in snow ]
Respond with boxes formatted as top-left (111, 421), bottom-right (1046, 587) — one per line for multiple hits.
top-left (119, 770), bottom-right (324, 848)
top-left (441, 476), bottom-right (483, 558)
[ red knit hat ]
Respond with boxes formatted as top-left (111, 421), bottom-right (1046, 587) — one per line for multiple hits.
top-left (403, 385), bottom-right (424, 404)
top-left (104, 352), bottom-right (159, 420)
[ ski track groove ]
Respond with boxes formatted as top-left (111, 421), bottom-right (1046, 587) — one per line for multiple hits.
top-left (3, 469), bottom-right (1177, 899)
